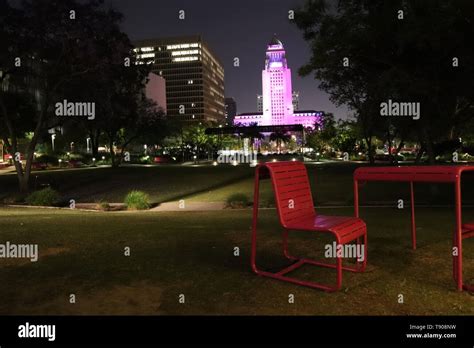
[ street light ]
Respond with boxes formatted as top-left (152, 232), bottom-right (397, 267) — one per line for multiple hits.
top-left (51, 134), bottom-right (56, 152)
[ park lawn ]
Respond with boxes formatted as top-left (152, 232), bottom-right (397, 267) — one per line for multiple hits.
top-left (187, 162), bottom-right (474, 207)
top-left (2, 162), bottom-right (474, 207)
top-left (0, 165), bottom-right (253, 204)
top-left (0, 206), bottom-right (474, 315)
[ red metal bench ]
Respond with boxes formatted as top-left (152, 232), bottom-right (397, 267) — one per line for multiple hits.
top-left (251, 161), bottom-right (367, 291)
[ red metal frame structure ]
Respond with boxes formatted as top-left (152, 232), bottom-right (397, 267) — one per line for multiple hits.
top-left (353, 165), bottom-right (474, 291)
top-left (251, 161), bottom-right (367, 292)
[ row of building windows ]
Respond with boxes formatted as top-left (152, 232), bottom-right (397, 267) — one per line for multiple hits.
top-left (135, 39), bottom-right (225, 123)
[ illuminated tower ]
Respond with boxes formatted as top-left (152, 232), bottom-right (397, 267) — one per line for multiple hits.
top-left (233, 35), bottom-right (323, 129)
top-left (261, 35), bottom-right (294, 125)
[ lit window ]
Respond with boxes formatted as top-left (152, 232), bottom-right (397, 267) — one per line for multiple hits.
top-left (173, 56), bottom-right (199, 62)
top-left (171, 49), bottom-right (200, 56)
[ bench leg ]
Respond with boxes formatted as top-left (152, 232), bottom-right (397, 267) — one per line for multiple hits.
top-left (453, 230), bottom-right (474, 292)
top-left (252, 228), bottom-right (342, 291)
top-left (453, 231), bottom-right (458, 283)
top-left (262, 229), bottom-right (367, 291)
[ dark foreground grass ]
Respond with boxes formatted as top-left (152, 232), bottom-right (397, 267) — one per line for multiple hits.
top-left (0, 207), bottom-right (473, 315)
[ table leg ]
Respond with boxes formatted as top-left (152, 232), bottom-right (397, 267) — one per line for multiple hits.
top-left (455, 179), bottom-right (463, 291)
top-left (354, 179), bottom-right (359, 218)
top-left (410, 181), bottom-right (416, 250)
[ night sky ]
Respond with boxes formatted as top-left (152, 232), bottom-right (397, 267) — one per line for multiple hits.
top-left (106, 0), bottom-right (351, 119)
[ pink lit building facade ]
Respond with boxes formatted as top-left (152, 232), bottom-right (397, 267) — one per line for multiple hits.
top-left (234, 36), bottom-right (322, 129)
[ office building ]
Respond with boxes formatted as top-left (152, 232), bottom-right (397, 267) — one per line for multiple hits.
top-left (134, 35), bottom-right (225, 123)
top-left (224, 97), bottom-right (237, 125)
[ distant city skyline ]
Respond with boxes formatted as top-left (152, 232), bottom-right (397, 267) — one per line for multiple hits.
top-left (107, 0), bottom-right (352, 120)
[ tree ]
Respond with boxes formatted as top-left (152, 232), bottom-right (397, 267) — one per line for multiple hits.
top-left (306, 112), bottom-right (337, 152)
top-left (270, 131), bottom-right (291, 154)
top-left (113, 98), bottom-right (168, 166)
top-left (244, 123), bottom-right (264, 152)
top-left (294, 0), bottom-right (474, 164)
top-left (0, 0), bottom-right (129, 192)
top-left (183, 124), bottom-right (216, 162)
top-left (333, 120), bottom-right (358, 155)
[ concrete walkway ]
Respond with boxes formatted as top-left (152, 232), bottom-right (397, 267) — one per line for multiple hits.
top-left (150, 201), bottom-right (226, 211)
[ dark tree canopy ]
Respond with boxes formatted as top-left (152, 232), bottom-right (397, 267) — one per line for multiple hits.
top-left (294, 0), bottom-right (474, 163)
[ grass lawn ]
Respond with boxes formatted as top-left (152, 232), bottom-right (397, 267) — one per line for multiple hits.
top-left (0, 165), bottom-right (253, 204)
top-left (187, 162), bottom-right (474, 206)
top-left (2, 162), bottom-right (474, 207)
top-left (1, 207), bottom-right (474, 315)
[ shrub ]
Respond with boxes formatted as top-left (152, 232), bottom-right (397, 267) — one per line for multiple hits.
top-left (68, 153), bottom-right (84, 161)
top-left (124, 190), bottom-right (150, 210)
top-left (25, 188), bottom-right (60, 206)
top-left (138, 155), bottom-right (152, 164)
top-left (226, 193), bottom-right (249, 209)
top-left (35, 154), bottom-right (58, 165)
top-left (3, 193), bottom-right (26, 204)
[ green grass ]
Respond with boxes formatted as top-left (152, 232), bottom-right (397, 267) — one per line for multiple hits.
top-left (0, 207), bottom-right (473, 315)
top-left (0, 165), bottom-right (253, 204)
top-left (2, 162), bottom-right (474, 315)
top-left (187, 162), bottom-right (474, 207)
top-left (3, 162), bottom-right (474, 206)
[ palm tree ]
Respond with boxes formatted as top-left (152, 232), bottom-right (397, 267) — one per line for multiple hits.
top-left (270, 131), bottom-right (291, 154)
top-left (246, 123), bottom-right (264, 153)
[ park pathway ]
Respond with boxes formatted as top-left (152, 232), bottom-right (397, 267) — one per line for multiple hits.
top-left (150, 201), bottom-right (226, 211)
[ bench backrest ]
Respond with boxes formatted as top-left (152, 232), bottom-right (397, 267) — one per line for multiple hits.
top-left (259, 161), bottom-right (315, 228)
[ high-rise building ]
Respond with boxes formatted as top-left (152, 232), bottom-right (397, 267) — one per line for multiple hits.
top-left (258, 91), bottom-right (298, 112)
top-left (134, 36), bottom-right (225, 123)
top-left (292, 91), bottom-right (299, 111)
top-left (257, 94), bottom-right (263, 112)
top-left (224, 97), bottom-right (237, 125)
top-left (234, 35), bottom-right (322, 128)
top-left (261, 35), bottom-right (294, 126)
